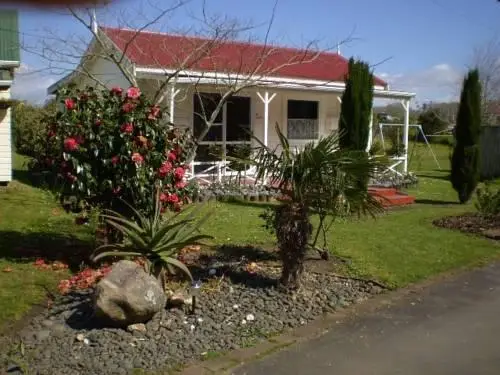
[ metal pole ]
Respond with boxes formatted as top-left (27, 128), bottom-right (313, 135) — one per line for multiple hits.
top-left (402, 100), bottom-right (410, 173)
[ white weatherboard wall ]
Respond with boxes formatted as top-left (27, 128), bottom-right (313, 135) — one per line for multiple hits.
top-left (0, 88), bottom-right (12, 182)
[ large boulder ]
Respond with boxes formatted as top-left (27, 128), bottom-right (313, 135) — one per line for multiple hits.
top-left (94, 260), bottom-right (166, 326)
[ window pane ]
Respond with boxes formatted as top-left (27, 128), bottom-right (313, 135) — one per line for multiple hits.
top-left (227, 96), bottom-right (251, 141)
top-left (287, 119), bottom-right (319, 139)
top-left (287, 100), bottom-right (318, 119)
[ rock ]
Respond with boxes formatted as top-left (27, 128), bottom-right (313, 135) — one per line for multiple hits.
top-left (167, 291), bottom-right (193, 308)
top-left (483, 228), bottom-right (500, 240)
top-left (246, 314), bottom-right (255, 321)
top-left (127, 323), bottom-right (147, 333)
top-left (94, 260), bottom-right (166, 326)
top-left (35, 330), bottom-right (51, 341)
top-left (76, 333), bottom-right (86, 342)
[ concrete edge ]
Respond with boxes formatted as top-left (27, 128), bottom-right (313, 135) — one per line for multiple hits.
top-left (179, 260), bottom-right (499, 375)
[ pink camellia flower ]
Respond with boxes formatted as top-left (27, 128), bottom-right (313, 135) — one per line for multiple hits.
top-left (126, 87), bottom-right (141, 99)
top-left (174, 167), bottom-right (185, 180)
top-left (111, 156), bottom-right (119, 165)
top-left (122, 102), bottom-right (136, 113)
top-left (110, 87), bottom-right (123, 95)
top-left (148, 106), bottom-right (161, 120)
top-left (64, 98), bottom-right (76, 110)
top-left (66, 172), bottom-right (77, 183)
top-left (167, 193), bottom-right (179, 204)
top-left (175, 181), bottom-right (187, 189)
top-left (131, 152), bottom-right (144, 164)
top-left (74, 135), bottom-right (85, 145)
top-left (120, 123), bottom-right (134, 134)
top-left (158, 161), bottom-right (173, 178)
top-left (64, 137), bottom-right (79, 151)
top-left (159, 192), bottom-right (168, 202)
top-left (167, 151), bottom-right (177, 162)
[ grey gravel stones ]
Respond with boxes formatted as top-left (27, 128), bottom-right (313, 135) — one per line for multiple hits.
top-left (1, 271), bottom-right (384, 375)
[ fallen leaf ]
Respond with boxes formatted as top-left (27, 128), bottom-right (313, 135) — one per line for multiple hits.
top-left (2, 267), bottom-right (13, 273)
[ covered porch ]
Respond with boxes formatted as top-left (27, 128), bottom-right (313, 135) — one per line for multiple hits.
top-left (137, 71), bottom-right (416, 185)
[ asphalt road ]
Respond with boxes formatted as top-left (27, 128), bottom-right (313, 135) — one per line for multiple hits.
top-left (234, 262), bottom-right (500, 375)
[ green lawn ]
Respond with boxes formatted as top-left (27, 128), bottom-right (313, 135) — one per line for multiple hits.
top-left (1, 143), bottom-right (499, 330)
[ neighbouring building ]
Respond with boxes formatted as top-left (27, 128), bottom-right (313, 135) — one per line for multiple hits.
top-left (0, 10), bottom-right (20, 184)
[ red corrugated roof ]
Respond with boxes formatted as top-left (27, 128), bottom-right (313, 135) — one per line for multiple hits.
top-left (101, 27), bottom-right (387, 87)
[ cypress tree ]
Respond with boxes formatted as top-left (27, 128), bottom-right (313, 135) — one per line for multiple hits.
top-left (451, 69), bottom-right (482, 204)
top-left (339, 58), bottom-right (374, 151)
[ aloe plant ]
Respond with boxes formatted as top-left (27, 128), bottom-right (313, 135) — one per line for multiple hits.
top-left (91, 190), bottom-right (212, 285)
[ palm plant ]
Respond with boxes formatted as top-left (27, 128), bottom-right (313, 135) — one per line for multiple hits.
top-left (91, 190), bottom-right (212, 288)
top-left (250, 124), bottom-right (384, 290)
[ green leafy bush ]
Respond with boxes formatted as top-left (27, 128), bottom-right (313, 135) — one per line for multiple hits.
top-left (12, 100), bottom-right (56, 158)
top-left (45, 85), bottom-right (195, 215)
top-left (475, 184), bottom-right (500, 215)
top-left (92, 191), bottom-right (212, 286)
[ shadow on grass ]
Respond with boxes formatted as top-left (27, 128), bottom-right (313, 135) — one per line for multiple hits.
top-left (12, 167), bottom-right (61, 194)
top-left (415, 198), bottom-right (460, 205)
top-left (0, 231), bottom-right (93, 272)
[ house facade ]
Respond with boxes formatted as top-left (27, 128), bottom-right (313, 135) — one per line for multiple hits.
top-left (49, 27), bottom-right (415, 182)
top-left (0, 10), bottom-right (20, 184)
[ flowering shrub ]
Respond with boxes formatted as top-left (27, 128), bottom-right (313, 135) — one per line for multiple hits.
top-left (43, 85), bottom-right (196, 215)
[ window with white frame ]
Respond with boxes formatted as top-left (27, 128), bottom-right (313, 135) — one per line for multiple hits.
top-left (287, 99), bottom-right (319, 140)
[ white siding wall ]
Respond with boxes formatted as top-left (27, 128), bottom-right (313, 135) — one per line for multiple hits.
top-left (0, 87), bottom-right (12, 182)
top-left (82, 58), bottom-right (131, 89)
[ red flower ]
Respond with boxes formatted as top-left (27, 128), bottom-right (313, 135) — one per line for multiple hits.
top-left (64, 137), bottom-right (79, 151)
top-left (174, 167), bottom-right (185, 180)
top-left (126, 87), bottom-right (141, 99)
top-left (66, 172), bottom-right (77, 183)
top-left (122, 102), bottom-right (136, 113)
top-left (111, 156), bottom-right (119, 165)
top-left (58, 279), bottom-right (71, 295)
top-left (158, 161), bottom-right (173, 177)
top-left (95, 119), bottom-right (102, 126)
top-left (175, 181), bottom-right (187, 189)
top-left (120, 123), bottom-right (134, 134)
top-left (47, 130), bottom-right (56, 138)
top-left (111, 87), bottom-right (123, 95)
top-left (34, 259), bottom-right (46, 267)
top-left (167, 151), bottom-right (177, 162)
top-left (131, 152), bottom-right (144, 164)
top-left (167, 193), bottom-right (179, 204)
top-left (74, 135), bottom-right (84, 145)
top-left (64, 98), bottom-right (75, 110)
top-left (160, 192), bottom-right (168, 202)
top-left (112, 186), bottom-right (121, 195)
top-left (148, 105), bottom-right (161, 120)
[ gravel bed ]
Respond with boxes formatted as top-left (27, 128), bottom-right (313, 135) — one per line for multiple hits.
top-left (2, 270), bottom-right (384, 375)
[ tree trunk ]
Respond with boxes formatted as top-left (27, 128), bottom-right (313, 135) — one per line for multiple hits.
top-left (274, 202), bottom-right (312, 291)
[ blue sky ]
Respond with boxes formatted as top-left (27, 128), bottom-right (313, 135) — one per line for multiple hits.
top-left (7, 0), bottom-right (500, 104)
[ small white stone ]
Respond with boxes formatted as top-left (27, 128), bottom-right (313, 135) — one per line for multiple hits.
top-left (241, 319), bottom-right (247, 325)
top-left (190, 324), bottom-right (195, 331)
top-left (83, 338), bottom-right (90, 345)
top-left (183, 320), bottom-right (188, 324)
top-left (75, 333), bottom-right (85, 342)
top-left (229, 286), bottom-right (234, 293)
top-left (208, 268), bottom-right (217, 276)
top-left (197, 317), bottom-right (203, 323)
top-left (246, 314), bottom-right (255, 321)
top-left (217, 303), bottom-right (222, 307)
top-left (233, 304), bottom-right (239, 310)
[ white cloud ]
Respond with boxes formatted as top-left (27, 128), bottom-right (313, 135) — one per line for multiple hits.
top-left (11, 64), bottom-right (57, 105)
top-left (378, 63), bottom-right (464, 104)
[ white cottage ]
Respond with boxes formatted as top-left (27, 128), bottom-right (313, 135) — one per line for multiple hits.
top-left (49, 27), bottom-right (415, 182)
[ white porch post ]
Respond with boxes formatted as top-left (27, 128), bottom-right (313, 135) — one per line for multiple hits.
top-left (169, 84), bottom-right (180, 124)
top-left (402, 99), bottom-right (410, 173)
top-left (257, 91), bottom-right (277, 147)
top-left (366, 110), bottom-right (373, 153)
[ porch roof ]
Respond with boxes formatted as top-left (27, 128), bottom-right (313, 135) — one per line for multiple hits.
top-left (136, 67), bottom-right (416, 100)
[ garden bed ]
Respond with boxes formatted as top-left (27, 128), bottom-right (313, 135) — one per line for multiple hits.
top-left (1, 254), bottom-right (384, 375)
top-left (433, 213), bottom-right (500, 239)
